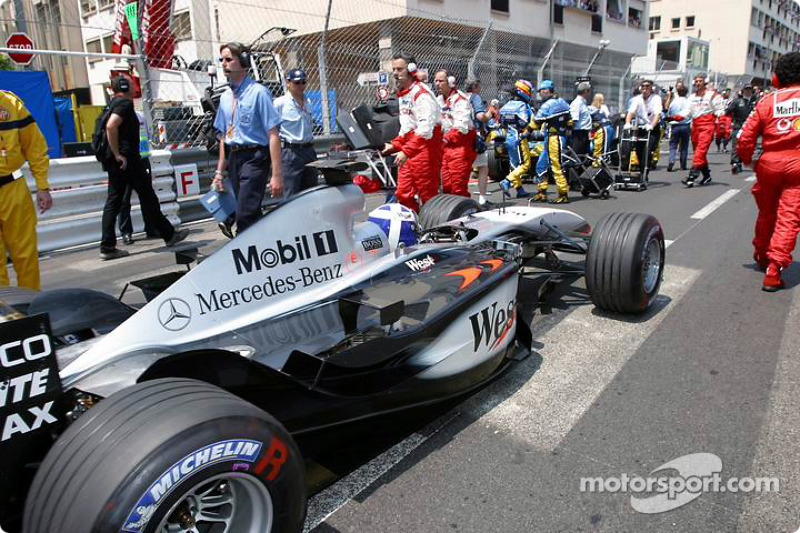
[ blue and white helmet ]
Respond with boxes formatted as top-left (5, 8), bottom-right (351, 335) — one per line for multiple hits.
top-left (367, 204), bottom-right (418, 251)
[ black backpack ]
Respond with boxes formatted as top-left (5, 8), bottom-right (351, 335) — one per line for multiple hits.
top-left (91, 105), bottom-right (113, 165)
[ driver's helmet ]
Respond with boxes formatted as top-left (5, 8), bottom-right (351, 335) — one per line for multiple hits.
top-left (368, 204), bottom-right (418, 251)
top-left (514, 79), bottom-right (534, 102)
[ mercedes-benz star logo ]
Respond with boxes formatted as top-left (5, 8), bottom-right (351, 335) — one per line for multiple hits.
top-left (158, 298), bottom-right (192, 331)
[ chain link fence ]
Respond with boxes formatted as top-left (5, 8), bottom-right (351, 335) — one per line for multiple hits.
top-left (1, 0), bottom-right (639, 150)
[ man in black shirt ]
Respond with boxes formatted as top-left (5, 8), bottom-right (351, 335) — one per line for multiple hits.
top-left (727, 85), bottom-right (755, 174)
top-left (100, 75), bottom-right (188, 260)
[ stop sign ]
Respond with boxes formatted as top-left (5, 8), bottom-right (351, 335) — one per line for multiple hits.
top-left (5, 33), bottom-right (34, 65)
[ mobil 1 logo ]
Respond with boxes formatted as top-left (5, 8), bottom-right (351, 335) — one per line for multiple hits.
top-left (232, 230), bottom-right (339, 275)
top-left (0, 314), bottom-right (62, 464)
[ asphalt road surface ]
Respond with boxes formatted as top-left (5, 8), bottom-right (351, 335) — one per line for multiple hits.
top-left (15, 147), bottom-right (800, 533)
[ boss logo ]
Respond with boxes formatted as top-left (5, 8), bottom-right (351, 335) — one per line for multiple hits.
top-left (232, 230), bottom-right (338, 275)
top-left (0, 334), bottom-right (51, 369)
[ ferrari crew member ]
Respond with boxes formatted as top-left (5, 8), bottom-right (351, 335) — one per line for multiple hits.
top-left (498, 80), bottom-right (535, 199)
top-left (682, 73), bottom-right (725, 187)
top-left (434, 70), bottom-right (476, 197)
top-left (213, 42), bottom-right (284, 235)
top-left (727, 85), bottom-right (755, 174)
top-left (0, 90), bottom-right (52, 290)
top-left (531, 94), bottom-right (572, 204)
top-left (736, 52), bottom-right (800, 292)
top-left (569, 81), bottom-right (593, 168)
top-left (666, 84), bottom-right (691, 172)
top-left (274, 68), bottom-right (318, 196)
top-left (624, 79), bottom-right (662, 177)
top-left (715, 88), bottom-right (733, 152)
top-left (382, 52), bottom-right (442, 212)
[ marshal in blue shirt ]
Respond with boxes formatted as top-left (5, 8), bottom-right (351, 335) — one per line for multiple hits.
top-left (213, 77), bottom-right (281, 147)
top-left (273, 94), bottom-right (315, 144)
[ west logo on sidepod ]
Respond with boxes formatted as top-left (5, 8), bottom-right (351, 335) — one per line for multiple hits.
top-left (232, 230), bottom-right (338, 275)
top-left (469, 299), bottom-right (516, 352)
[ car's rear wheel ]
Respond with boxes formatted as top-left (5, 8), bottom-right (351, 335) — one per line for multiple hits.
top-left (23, 378), bottom-right (306, 533)
top-left (487, 149), bottom-right (507, 182)
top-left (585, 212), bottom-right (665, 314)
top-left (418, 194), bottom-right (480, 230)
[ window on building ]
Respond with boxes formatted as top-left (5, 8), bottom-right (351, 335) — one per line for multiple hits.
top-left (491, 0), bottom-right (509, 13)
top-left (671, 17), bottom-right (681, 29)
top-left (592, 14), bottom-right (603, 33)
top-left (98, 0), bottom-right (113, 10)
top-left (687, 41), bottom-right (709, 69)
top-left (629, 7), bottom-right (642, 28)
top-left (606, 0), bottom-right (623, 21)
top-left (80, 0), bottom-right (96, 17)
top-left (86, 38), bottom-right (102, 62)
top-left (686, 16), bottom-right (695, 28)
top-left (554, 4), bottom-right (564, 24)
top-left (102, 33), bottom-right (113, 53)
top-left (649, 16), bottom-right (661, 31)
top-left (656, 40), bottom-right (681, 64)
top-left (751, 7), bottom-right (758, 26)
top-left (172, 10), bottom-right (192, 41)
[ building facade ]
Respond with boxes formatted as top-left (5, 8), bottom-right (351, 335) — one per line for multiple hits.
top-left (648, 0), bottom-right (800, 86)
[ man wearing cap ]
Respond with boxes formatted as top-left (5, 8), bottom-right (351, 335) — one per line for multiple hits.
top-left (0, 90), bottom-right (52, 290)
top-left (213, 42), bottom-right (283, 236)
top-left (727, 85), bottom-right (755, 174)
top-left (569, 81), bottom-right (593, 168)
top-left (101, 75), bottom-right (188, 260)
top-left (715, 88), bottom-right (733, 152)
top-left (273, 68), bottom-right (318, 197)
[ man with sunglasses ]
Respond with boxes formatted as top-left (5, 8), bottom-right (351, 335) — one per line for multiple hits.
top-left (273, 69), bottom-right (318, 196)
top-left (213, 42), bottom-right (283, 237)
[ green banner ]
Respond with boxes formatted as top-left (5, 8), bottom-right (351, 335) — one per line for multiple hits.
top-left (124, 2), bottom-right (139, 41)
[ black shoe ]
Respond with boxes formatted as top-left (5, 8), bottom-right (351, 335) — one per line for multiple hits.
top-left (121, 233), bottom-right (134, 245)
top-left (681, 171), bottom-right (698, 187)
top-left (166, 228), bottom-right (190, 247)
top-left (680, 165), bottom-right (688, 171)
top-left (699, 174), bottom-right (712, 185)
top-left (667, 163), bottom-right (675, 172)
top-left (100, 248), bottom-right (130, 261)
top-left (218, 221), bottom-right (235, 240)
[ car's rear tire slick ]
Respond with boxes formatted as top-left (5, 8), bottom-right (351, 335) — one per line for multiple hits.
top-left (23, 378), bottom-right (306, 533)
top-left (487, 149), bottom-right (506, 182)
top-left (585, 212), bottom-right (665, 314)
top-left (418, 194), bottom-right (480, 230)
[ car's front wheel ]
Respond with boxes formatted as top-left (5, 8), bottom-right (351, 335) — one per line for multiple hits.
top-left (418, 194), bottom-right (480, 230)
top-left (585, 212), bottom-right (665, 314)
top-left (23, 378), bottom-right (306, 533)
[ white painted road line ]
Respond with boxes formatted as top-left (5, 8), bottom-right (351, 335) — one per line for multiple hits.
top-left (691, 189), bottom-right (741, 220)
top-left (745, 176), bottom-right (757, 182)
top-left (304, 413), bottom-right (459, 532)
top-left (468, 265), bottom-right (701, 452)
top-left (665, 239), bottom-right (675, 248)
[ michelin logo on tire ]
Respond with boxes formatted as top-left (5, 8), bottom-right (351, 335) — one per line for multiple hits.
top-left (122, 439), bottom-right (263, 532)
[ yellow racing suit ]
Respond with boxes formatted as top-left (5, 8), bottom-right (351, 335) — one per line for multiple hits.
top-left (0, 91), bottom-right (50, 290)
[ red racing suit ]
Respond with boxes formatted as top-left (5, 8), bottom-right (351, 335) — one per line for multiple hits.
top-left (390, 81), bottom-right (443, 211)
top-left (439, 88), bottom-right (476, 197)
top-left (715, 98), bottom-right (732, 143)
top-left (736, 85), bottom-right (800, 268)
top-left (688, 90), bottom-right (725, 169)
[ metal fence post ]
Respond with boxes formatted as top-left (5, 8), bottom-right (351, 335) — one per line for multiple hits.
top-left (135, 3), bottom-right (156, 149)
top-left (468, 21), bottom-right (492, 81)
top-left (318, 0), bottom-right (333, 137)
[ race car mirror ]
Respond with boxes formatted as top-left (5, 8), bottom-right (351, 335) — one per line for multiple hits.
top-left (0, 313), bottom-right (62, 497)
top-left (306, 158), bottom-right (369, 185)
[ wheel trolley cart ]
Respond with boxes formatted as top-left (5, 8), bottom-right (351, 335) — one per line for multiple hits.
top-left (615, 125), bottom-right (652, 192)
top-left (563, 144), bottom-right (615, 199)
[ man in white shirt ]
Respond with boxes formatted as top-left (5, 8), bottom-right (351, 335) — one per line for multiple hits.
top-left (569, 82), bottom-right (593, 167)
top-left (624, 79), bottom-right (662, 175)
top-left (666, 84), bottom-right (692, 172)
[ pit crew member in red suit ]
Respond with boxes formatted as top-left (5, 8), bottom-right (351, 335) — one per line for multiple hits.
top-left (434, 70), bottom-right (476, 197)
top-left (737, 52), bottom-right (800, 291)
top-left (382, 52), bottom-right (443, 211)
top-left (682, 73), bottom-right (725, 187)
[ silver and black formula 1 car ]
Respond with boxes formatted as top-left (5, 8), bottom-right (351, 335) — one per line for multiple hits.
top-left (0, 163), bottom-right (664, 533)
